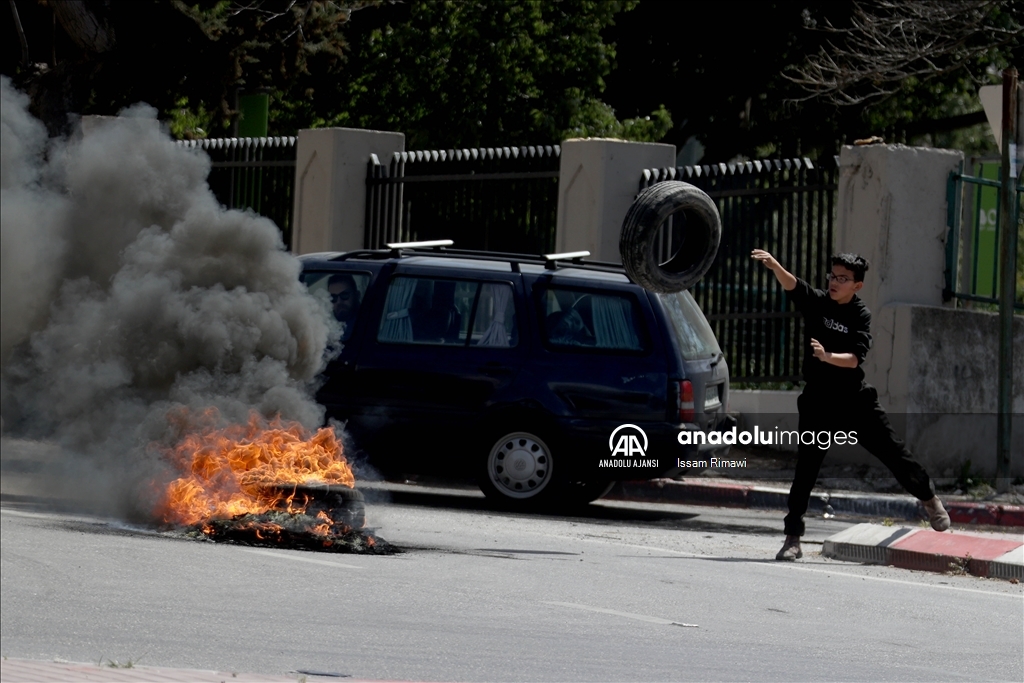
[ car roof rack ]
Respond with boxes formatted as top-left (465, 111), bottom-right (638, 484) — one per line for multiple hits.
top-left (542, 250), bottom-right (590, 270)
top-left (385, 239), bottom-right (453, 256)
top-left (326, 240), bottom-right (626, 275)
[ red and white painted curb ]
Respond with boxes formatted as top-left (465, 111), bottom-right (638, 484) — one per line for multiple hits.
top-left (822, 523), bottom-right (1024, 580)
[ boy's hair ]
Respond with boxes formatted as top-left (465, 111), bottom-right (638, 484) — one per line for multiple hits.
top-left (831, 253), bottom-right (869, 282)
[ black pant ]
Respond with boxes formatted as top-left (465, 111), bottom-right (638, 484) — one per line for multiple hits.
top-left (784, 383), bottom-right (936, 537)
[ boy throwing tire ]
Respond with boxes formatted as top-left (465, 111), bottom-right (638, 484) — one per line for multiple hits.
top-left (751, 249), bottom-right (950, 561)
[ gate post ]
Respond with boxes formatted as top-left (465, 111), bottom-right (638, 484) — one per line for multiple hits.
top-left (556, 138), bottom-right (675, 262)
top-left (834, 144), bottom-right (964, 414)
top-left (291, 128), bottom-right (404, 254)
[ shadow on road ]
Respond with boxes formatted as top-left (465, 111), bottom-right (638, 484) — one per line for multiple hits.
top-left (363, 483), bottom-right (786, 537)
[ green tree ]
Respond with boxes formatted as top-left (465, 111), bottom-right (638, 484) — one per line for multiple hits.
top-left (3, 0), bottom-right (668, 144)
top-left (2, 0), bottom-right (359, 136)
top-left (287, 0), bottom-right (669, 147)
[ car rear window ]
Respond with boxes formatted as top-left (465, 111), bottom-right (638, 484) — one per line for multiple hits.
top-left (538, 288), bottom-right (646, 352)
top-left (656, 291), bottom-right (721, 361)
top-left (378, 276), bottom-right (517, 347)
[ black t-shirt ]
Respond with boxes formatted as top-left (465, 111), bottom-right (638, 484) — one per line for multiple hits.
top-left (787, 278), bottom-right (871, 388)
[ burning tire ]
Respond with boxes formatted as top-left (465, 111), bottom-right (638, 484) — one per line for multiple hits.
top-left (263, 483), bottom-right (366, 530)
top-left (619, 181), bottom-right (721, 293)
top-left (480, 430), bottom-right (555, 503)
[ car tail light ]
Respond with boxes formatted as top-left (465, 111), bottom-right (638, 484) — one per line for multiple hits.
top-left (679, 380), bottom-right (694, 423)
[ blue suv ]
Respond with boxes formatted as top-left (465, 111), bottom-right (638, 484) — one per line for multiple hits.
top-left (300, 242), bottom-right (730, 508)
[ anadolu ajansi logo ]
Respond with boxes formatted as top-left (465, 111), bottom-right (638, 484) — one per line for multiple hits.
top-left (608, 424), bottom-right (648, 457)
top-left (601, 424), bottom-right (657, 468)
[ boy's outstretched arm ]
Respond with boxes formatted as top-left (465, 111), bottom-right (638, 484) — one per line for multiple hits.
top-left (751, 249), bottom-right (797, 291)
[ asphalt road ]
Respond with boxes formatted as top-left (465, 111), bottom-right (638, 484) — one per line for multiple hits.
top-left (2, 471), bottom-right (1022, 681)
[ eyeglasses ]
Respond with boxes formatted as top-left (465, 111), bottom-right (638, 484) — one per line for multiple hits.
top-left (826, 273), bottom-right (855, 284)
top-left (331, 291), bottom-right (356, 302)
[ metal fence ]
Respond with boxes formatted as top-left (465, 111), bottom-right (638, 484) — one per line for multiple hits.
top-left (365, 145), bottom-right (561, 253)
top-left (945, 157), bottom-right (1024, 310)
top-left (177, 137), bottom-right (297, 248)
top-left (639, 158), bottom-right (839, 384)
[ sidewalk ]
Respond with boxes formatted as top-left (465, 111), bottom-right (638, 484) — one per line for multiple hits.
top-left (606, 477), bottom-right (1024, 527)
top-left (605, 472), bottom-right (1024, 581)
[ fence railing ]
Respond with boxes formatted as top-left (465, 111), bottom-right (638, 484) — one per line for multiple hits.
top-left (639, 158), bottom-right (839, 384)
top-left (177, 137), bottom-right (297, 248)
top-left (945, 157), bottom-right (1024, 310)
top-left (365, 145), bottom-right (561, 253)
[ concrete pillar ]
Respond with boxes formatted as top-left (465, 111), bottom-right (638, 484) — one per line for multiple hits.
top-left (835, 144), bottom-right (963, 317)
top-left (291, 127), bottom-right (405, 254)
top-left (834, 144), bottom-right (963, 411)
top-left (555, 138), bottom-right (675, 262)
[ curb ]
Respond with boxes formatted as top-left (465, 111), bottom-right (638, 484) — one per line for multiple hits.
top-left (821, 523), bottom-right (1024, 580)
top-left (606, 478), bottom-right (1024, 528)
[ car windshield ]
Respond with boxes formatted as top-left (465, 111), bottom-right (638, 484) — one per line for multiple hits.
top-left (656, 291), bottom-right (721, 361)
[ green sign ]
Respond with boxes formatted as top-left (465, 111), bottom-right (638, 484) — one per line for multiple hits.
top-left (972, 162), bottom-right (999, 297)
top-left (237, 93), bottom-right (269, 138)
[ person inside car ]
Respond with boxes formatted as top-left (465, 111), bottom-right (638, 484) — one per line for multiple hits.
top-left (328, 273), bottom-right (361, 340)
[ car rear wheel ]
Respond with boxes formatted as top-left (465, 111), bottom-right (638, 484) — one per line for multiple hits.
top-left (619, 181), bottom-right (721, 293)
top-left (481, 431), bottom-right (555, 502)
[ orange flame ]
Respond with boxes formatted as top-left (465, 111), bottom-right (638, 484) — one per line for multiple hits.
top-left (158, 410), bottom-right (354, 528)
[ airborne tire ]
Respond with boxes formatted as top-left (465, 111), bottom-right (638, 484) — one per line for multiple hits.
top-left (619, 181), bottom-right (722, 293)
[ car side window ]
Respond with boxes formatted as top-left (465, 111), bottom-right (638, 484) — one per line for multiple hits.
top-left (301, 270), bottom-right (371, 341)
top-left (378, 276), bottom-right (517, 347)
top-left (539, 288), bottom-right (645, 352)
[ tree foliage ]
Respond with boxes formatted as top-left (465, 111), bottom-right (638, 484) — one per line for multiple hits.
top-left (785, 0), bottom-right (1022, 106)
top-left (2, 0), bottom-right (667, 145)
top-left (602, 0), bottom-right (1021, 162)
top-left (2, 0), bottom-right (361, 135)
top-left (2, 0), bottom-right (1020, 157)
top-left (287, 0), bottom-right (668, 147)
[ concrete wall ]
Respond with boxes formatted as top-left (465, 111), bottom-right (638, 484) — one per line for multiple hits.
top-left (887, 304), bottom-right (1023, 477)
top-left (291, 128), bottom-right (405, 254)
top-left (556, 138), bottom-right (675, 262)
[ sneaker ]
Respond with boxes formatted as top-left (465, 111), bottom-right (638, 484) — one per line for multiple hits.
top-left (775, 535), bottom-right (803, 561)
top-left (923, 497), bottom-right (951, 532)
